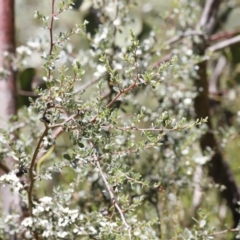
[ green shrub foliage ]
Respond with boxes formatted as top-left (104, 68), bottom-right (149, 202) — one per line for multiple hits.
top-left (0, 0), bottom-right (235, 239)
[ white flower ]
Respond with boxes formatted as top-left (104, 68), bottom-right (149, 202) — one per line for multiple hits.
top-left (0, 172), bottom-right (23, 191)
top-left (105, 2), bottom-right (116, 13)
top-left (39, 196), bottom-right (53, 204)
top-left (21, 217), bottom-right (33, 227)
top-left (42, 230), bottom-right (53, 237)
top-left (17, 46), bottom-right (32, 55)
top-left (57, 231), bottom-right (68, 238)
top-left (93, 27), bottom-right (108, 44)
top-left (58, 217), bottom-right (68, 227)
top-left (195, 156), bottom-right (210, 165)
top-left (3, 51), bottom-right (9, 56)
top-left (199, 219), bottom-right (206, 228)
top-left (27, 39), bottom-right (40, 49)
top-left (113, 63), bottom-right (123, 70)
top-left (40, 220), bottom-right (49, 227)
top-left (181, 148), bottom-right (189, 155)
top-left (94, 64), bottom-right (106, 77)
top-left (186, 49), bottom-right (193, 56)
top-left (113, 18), bottom-right (121, 26)
top-left (88, 226), bottom-right (97, 234)
top-left (136, 49), bottom-right (142, 56)
top-left (142, 3), bottom-right (152, 12)
top-left (33, 205), bottom-right (44, 214)
top-left (183, 98), bottom-right (192, 106)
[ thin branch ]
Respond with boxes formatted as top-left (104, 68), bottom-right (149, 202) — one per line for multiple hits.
top-left (210, 29), bottom-right (240, 42)
top-left (106, 82), bottom-right (139, 109)
top-left (111, 143), bottom-right (154, 156)
top-left (154, 28), bottom-right (240, 69)
top-left (209, 56), bottom-right (226, 93)
top-left (103, 122), bottom-right (195, 133)
top-left (18, 89), bottom-right (39, 97)
top-left (28, 124), bottom-right (49, 239)
top-left (105, 0), bottom-right (121, 101)
top-left (153, 54), bottom-right (172, 69)
top-left (198, 0), bottom-right (215, 29)
top-left (198, 0), bottom-right (222, 35)
top-left (211, 228), bottom-right (239, 236)
top-left (153, 29), bottom-right (239, 69)
top-left (28, 125), bottom-right (49, 211)
top-left (165, 30), bottom-right (204, 46)
top-left (207, 35), bottom-right (240, 52)
top-left (48, 113), bottom-right (79, 129)
top-left (90, 82), bottom-right (141, 123)
top-left (190, 165), bottom-right (203, 218)
top-left (48, 0), bottom-right (55, 57)
top-left (35, 112), bottom-right (79, 168)
top-left (91, 142), bottom-right (131, 239)
top-left (74, 77), bottom-right (101, 94)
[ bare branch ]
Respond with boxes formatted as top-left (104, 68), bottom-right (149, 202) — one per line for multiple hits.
top-left (18, 89), bottom-right (38, 97)
top-left (190, 165), bottom-right (203, 218)
top-left (198, 0), bottom-right (223, 35)
top-left (209, 56), bottom-right (226, 94)
top-left (210, 29), bottom-right (240, 42)
top-left (211, 228), bottom-right (239, 236)
top-left (207, 35), bottom-right (240, 52)
top-left (165, 30), bottom-right (204, 46)
top-left (198, 0), bottom-right (215, 29)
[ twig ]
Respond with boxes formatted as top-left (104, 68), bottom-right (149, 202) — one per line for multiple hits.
top-left (198, 0), bottom-right (215, 29)
top-left (74, 77), bottom-right (101, 94)
top-left (198, 0), bottom-right (222, 35)
top-left (153, 53), bottom-right (172, 68)
top-left (211, 228), bottom-right (239, 236)
top-left (28, 125), bottom-right (49, 209)
top-left (153, 29), bottom-right (238, 69)
top-left (209, 56), bottom-right (226, 93)
top-left (103, 123), bottom-right (195, 133)
top-left (18, 90), bottom-right (39, 97)
top-left (105, 0), bottom-right (121, 101)
top-left (28, 123), bottom-right (49, 239)
top-left (190, 165), bottom-right (203, 218)
top-left (34, 112), bottom-right (79, 168)
top-left (90, 82), bottom-right (141, 123)
top-left (48, 113), bottom-right (79, 129)
top-left (123, 174), bottom-right (145, 185)
top-left (165, 30), bottom-right (204, 46)
top-left (48, 0), bottom-right (55, 74)
top-left (106, 82), bottom-right (139, 109)
top-left (111, 143), bottom-right (154, 156)
top-left (207, 35), bottom-right (240, 52)
top-left (210, 29), bottom-right (240, 42)
top-left (91, 142), bottom-right (131, 239)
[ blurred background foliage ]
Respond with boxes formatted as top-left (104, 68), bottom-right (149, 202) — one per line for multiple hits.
top-left (9, 0), bottom-right (240, 239)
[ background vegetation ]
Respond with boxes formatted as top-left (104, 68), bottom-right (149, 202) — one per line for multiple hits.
top-left (1, 0), bottom-right (240, 239)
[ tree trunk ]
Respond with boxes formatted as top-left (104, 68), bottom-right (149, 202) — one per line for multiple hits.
top-left (193, 0), bottom-right (240, 228)
top-left (0, 1), bottom-right (21, 239)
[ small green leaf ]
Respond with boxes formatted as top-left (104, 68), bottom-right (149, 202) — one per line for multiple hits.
top-left (78, 142), bottom-right (84, 148)
top-left (63, 153), bottom-right (71, 161)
